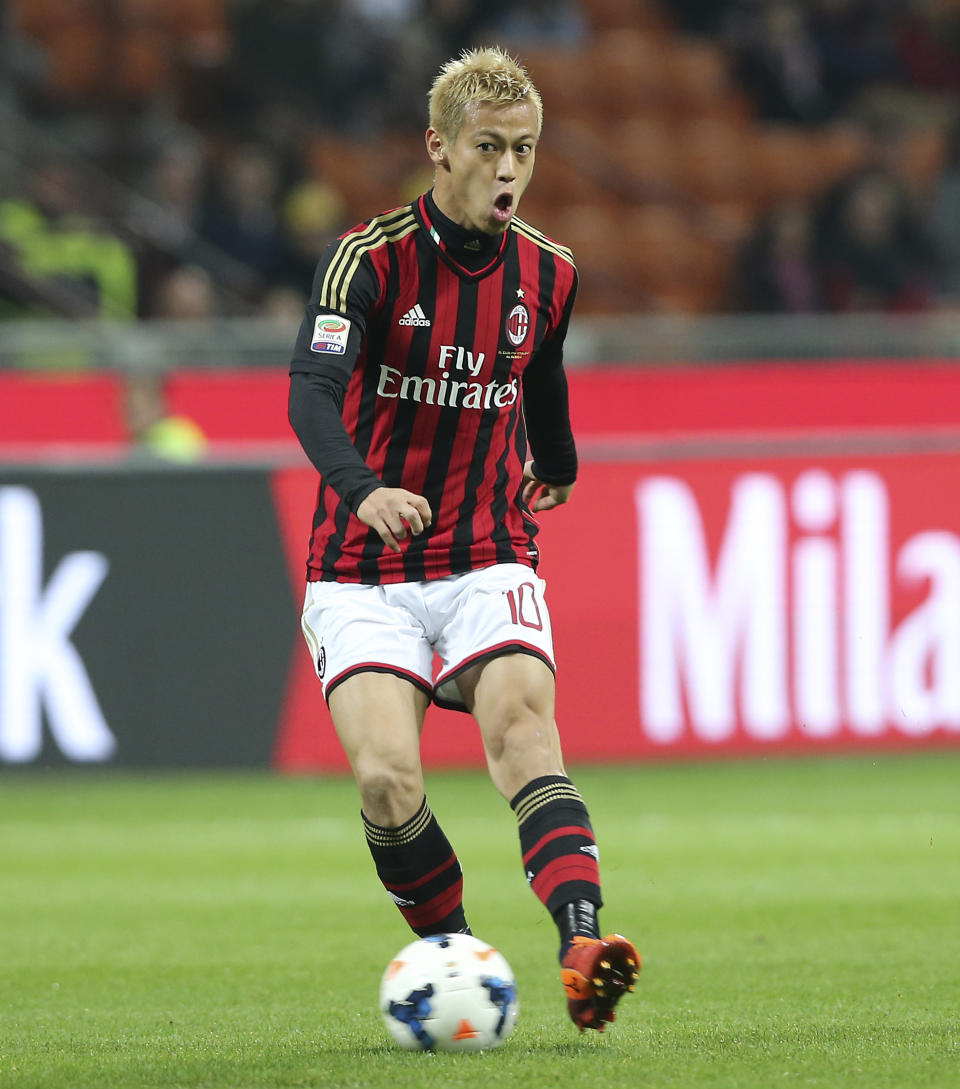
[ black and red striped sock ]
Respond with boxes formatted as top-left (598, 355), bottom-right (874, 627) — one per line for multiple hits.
top-left (362, 797), bottom-right (469, 937)
top-left (510, 775), bottom-right (603, 957)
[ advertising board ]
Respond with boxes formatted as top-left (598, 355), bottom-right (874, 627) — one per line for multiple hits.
top-left (3, 362), bottom-right (960, 767)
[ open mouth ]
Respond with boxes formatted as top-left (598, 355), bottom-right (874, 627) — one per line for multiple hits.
top-left (493, 192), bottom-right (514, 222)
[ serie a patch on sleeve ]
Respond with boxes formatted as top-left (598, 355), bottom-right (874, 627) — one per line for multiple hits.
top-left (311, 315), bottom-right (351, 354)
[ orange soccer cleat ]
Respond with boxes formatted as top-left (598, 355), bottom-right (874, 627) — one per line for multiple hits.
top-left (560, 934), bottom-right (641, 1032)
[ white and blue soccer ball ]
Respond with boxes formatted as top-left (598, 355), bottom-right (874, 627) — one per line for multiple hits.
top-left (379, 933), bottom-right (519, 1051)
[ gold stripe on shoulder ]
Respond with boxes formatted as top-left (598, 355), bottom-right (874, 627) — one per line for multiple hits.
top-left (513, 220), bottom-right (576, 266)
top-left (331, 217), bottom-right (418, 315)
top-left (328, 216), bottom-right (418, 314)
top-left (320, 208), bottom-right (417, 311)
top-left (319, 208), bottom-right (416, 311)
top-left (511, 218), bottom-right (576, 267)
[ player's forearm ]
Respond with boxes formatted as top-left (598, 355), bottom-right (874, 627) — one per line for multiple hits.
top-left (288, 371), bottom-right (384, 512)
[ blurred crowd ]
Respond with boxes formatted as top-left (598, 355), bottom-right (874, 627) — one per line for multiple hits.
top-left (1, 0), bottom-right (959, 325)
top-left (704, 0), bottom-right (960, 312)
top-left (733, 117), bottom-right (959, 314)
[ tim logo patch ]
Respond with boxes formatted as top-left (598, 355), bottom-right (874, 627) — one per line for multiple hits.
top-left (311, 315), bottom-right (350, 355)
top-left (505, 303), bottom-right (530, 348)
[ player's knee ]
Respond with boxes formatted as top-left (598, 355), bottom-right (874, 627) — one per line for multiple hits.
top-left (484, 699), bottom-right (558, 780)
top-left (355, 758), bottom-right (423, 826)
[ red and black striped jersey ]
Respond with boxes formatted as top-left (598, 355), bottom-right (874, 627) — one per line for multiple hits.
top-left (289, 193), bottom-right (578, 585)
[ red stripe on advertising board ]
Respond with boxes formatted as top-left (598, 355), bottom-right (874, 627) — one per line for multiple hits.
top-left (6, 360), bottom-right (960, 448)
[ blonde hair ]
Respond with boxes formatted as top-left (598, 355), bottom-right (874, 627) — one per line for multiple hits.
top-left (428, 47), bottom-right (543, 142)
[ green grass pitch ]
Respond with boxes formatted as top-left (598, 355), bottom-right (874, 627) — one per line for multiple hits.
top-left (1, 753), bottom-right (958, 1089)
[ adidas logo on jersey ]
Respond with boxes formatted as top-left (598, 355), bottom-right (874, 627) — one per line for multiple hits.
top-left (398, 304), bottom-right (431, 327)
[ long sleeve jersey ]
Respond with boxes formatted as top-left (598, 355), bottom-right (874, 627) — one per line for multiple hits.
top-left (288, 190), bottom-right (578, 584)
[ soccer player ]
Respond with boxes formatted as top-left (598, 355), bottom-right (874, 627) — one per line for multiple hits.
top-left (288, 46), bottom-right (640, 1033)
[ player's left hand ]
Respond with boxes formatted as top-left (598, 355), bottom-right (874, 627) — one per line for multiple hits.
top-left (522, 460), bottom-right (574, 512)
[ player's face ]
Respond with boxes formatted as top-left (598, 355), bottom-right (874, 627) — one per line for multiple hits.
top-left (429, 99), bottom-right (539, 235)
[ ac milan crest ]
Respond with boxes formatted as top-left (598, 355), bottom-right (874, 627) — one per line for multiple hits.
top-left (505, 303), bottom-right (530, 348)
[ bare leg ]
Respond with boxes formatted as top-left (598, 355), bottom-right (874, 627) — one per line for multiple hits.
top-left (328, 671), bottom-right (429, 826)
top-left (328, 671), bottom-right (468, 935)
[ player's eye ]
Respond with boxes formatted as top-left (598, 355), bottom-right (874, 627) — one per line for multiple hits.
top-left (478, 143), bottom-right (496, 152)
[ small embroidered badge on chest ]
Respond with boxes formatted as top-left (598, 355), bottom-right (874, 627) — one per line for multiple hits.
top-left (505, 303), bottom-right (530, 348)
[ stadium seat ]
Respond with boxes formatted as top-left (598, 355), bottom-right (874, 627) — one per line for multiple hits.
top-left (10, 0), bottom-right (96, 38)
top-left (546, 202), bottom-right (640, 313)
top-left (122, 0), bottom-right (224, 33)
top-left (586, 29), bottom-right (672, 117)
top-left (117, 28), bottom-right (172, 100)
top-left (525, 143), bottom-right (609, 206)
top-left (746, 127), bottom-right (821, 205)
top-left (675, 119), bottom-right (750, 204)
top-left (624, 203), bottom-right (690, 275)
top-left (306, 134), bottom-right (402, 224)
top-left (39, 23), bottom-right (106, 99)
top-left (898, 128), bottom-right (948, 195)
top-left (700, 200), bottom-right (757, 248)
top-left (621, 204), bottom-right (730, 310)
top-left (814, 125), bottom-right (870, 187)
top-left (523, 49), bottom-right (592, 121)
top-left (606, 118), bottom-right (682, 200)
top-left (581, 0), bottom-right (670, 32)
top-left (665, 40), bottom-right (739, 119)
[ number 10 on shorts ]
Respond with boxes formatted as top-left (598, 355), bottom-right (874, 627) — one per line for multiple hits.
top-left (502, 582), bottom-right (544, 630)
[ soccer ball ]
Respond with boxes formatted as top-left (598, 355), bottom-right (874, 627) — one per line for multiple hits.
top-left (379, 933), bottom-right (519, 1051)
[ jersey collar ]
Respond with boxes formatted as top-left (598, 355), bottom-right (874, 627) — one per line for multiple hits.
top-left (416, 193), bottom-right (511, 280)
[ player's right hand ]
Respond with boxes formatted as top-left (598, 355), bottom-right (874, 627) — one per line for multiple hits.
top-left (356, 487), bottom-right (432, 553)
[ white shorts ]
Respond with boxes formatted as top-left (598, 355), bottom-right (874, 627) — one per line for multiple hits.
top-left (300, 564), bottom-right (555, 712)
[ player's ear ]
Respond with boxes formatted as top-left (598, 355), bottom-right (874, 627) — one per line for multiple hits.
top-left (426, 128), bottom-right (447, 167)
